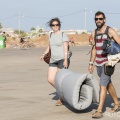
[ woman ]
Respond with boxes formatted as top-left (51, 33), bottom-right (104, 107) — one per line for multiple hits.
top-left (40, 18), bottom-right (70, 106)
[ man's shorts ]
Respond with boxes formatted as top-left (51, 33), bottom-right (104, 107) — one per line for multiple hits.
top-left (97, 65), bottom-right (112, 87)
top-left (49, 59), bottom-right (70, 69)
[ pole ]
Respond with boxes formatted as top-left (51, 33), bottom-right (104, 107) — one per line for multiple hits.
top-left (18, 13), bottom-right (20, 35)
top-left (84, 8), bottom-right (87, 31)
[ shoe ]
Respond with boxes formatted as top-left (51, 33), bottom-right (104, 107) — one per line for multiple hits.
top-left (111, 102), bottom-right (120, 107)
top-left (110, 103), bottom-right (120, 113)
top-left (92, 110), bottom-right (103, 119)
top-left (55, 100), bottom-right (63, 106)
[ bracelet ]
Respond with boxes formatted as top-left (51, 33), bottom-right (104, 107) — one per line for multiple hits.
top-left (89, 64), bottom-right (93, 66)
top-left (89, 62), bottom-right (94, 66)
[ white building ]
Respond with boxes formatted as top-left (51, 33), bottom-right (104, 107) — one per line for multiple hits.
top-left (63, 29), bottom-right (87, 34)
top-left (43, 29), bottom-right (87, 35)
top-left (1, 28), bottom-right (14, 36)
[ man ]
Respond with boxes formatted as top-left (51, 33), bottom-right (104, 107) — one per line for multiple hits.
top-left (20, 37), bottom-right (28, 48)
top-left (88, 11), bottom-right (120, 118)
top-left (2, 32), bottom-right (7, 48)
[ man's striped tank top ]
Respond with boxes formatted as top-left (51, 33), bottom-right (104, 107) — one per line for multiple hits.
top-left (95, 26), bottom-right (110, 66)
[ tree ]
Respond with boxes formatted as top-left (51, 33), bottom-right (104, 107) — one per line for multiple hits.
top-left (14, 29), bottom-right (27, 37)
top-left (30, 27), bottom-right (36, 31)
top-left (81, 32), bottom-right (86, 34)
top-left (39, 28), bottom-right (43, 33)
top-left (0, 22), bottom-right (2, 29)
top-left (14, 30), bottom-right (19, 34)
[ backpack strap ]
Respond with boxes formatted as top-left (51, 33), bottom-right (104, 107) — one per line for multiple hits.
top-left (94, 26), bottom-right (110, 44)
top-left (62, 32), bottom-right (64, 37)
top-left (88, 26), bottom-right (110, 55)
top-left (105, 26), bottom-right (111, 39)
top-left (50, 32), bottom-right (53, 38)
top-left (94, 29), bottom-right (97, 41)
top-left (49, 32), bottom-right (53, 49)
top-left (94, 28), bottom-right (105, 42)
top-left (105, 26), bottom-right (110, 34)
top-left (50, 32), bottom-right (64, 38)
top-left (94, 29), bottom-right (97, 45)
top-left (61, 32), bottom-right (70, 51)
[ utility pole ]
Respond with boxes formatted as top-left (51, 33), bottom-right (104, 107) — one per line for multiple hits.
top-left (18, 13), bottom-right (21, 35)
top-left (84, 8), bottom-right (87, 31)
top-left (18, 14), bottom-right (24, 35)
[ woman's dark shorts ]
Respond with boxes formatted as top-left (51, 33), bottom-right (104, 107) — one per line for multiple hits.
top-left (97, 65), bottom-right (112, 87)
top-left (49, 59), bottom-right (70, 69)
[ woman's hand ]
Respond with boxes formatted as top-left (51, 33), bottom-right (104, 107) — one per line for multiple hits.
top-left (40, 46), bottom-right (49, 61)
top-left (63, 59), bottom-right (68, 68)
top-left (88, 65), bottom-right (94, 74)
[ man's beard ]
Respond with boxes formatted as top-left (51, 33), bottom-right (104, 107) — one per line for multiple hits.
top-left (96, 22), bottom-right (105, 28)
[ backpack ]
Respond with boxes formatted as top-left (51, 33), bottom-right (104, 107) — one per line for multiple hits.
top-left (96, 26), bottom-right (120, 55)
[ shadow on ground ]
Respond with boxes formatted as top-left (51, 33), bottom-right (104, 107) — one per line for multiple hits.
top-left (49, 92), bottom-right (120, 113)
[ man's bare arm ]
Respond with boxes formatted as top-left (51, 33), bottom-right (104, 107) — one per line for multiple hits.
top-left (109, 28), bottom-right (120, 45)
top-left (90, 45), bottom-right (96, 63)
top-left (88, 31), bottom-right (96, 73)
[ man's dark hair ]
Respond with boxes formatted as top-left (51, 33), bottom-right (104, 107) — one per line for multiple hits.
top-left (95, 11), bottom-right (106, 19)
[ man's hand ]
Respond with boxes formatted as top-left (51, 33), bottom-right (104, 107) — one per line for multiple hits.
top-left (88, 65), bottom-right (94, 74)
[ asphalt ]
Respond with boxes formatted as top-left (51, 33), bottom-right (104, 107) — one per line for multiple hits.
top-left (0, 46), bottom-right (120, 120)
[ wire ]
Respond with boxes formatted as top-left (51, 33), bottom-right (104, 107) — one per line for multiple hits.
top-left (24, 16), bottom-right (48, 20)
top-left (0, 10), bottom-right (85, 21)
top-left (58, 10), bottom-right (84, 17)
top-left (23, 10), bottom-right (84, 19)
top-left (0, 15), bottom-right (18, 20)
top-left (1, 10), bottom-right (120, 21)
top-left (106, 12), bottom-right (120, 14)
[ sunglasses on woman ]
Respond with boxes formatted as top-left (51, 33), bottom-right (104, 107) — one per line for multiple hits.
top-left (50, 24), bottom-right (60, 27)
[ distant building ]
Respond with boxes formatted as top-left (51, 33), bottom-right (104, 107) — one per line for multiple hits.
top-left (63, 29), bottom-right (87, 34)
top-left (44, 30), bottom-right (50, 35)
top-left (43, 29), bottom-right (87, 35)
top-left (1, 28), bottom-right (14, 36)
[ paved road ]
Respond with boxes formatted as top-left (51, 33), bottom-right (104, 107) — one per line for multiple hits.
top-left (0, 47), bottom-right (120, 120)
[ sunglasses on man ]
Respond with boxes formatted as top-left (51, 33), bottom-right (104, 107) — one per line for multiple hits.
top-left (50, 24), bottom-right (60, 27)
top-left (95, 18), bottom-right (104, 21)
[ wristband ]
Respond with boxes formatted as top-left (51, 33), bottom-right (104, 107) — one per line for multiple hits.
top-left (89, 62), bottom-right (94, 66)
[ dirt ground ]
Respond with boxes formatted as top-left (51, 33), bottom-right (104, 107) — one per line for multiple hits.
top-left (0, 47), bottom-right (120, 120)
top-left (5, 34), bottom-right (90, 48)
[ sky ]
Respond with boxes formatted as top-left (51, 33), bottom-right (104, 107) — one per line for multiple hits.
top-left (0, 0), bottom-right (120, 31)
